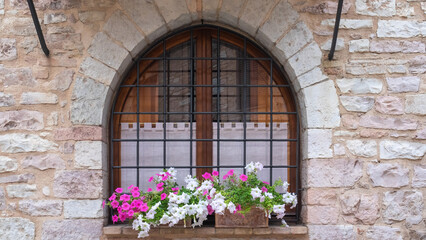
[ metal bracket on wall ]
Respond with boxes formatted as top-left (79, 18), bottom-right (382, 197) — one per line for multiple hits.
top-left (328, 0), bottom-right (344, 60)
top-left (27, 0), bottom-right (50, 57)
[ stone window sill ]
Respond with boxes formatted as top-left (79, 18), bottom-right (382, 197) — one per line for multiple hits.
top-left (103, 225), bottom-right (308, 238)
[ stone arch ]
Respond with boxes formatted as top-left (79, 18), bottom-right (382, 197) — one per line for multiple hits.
top-left (71, 0), bottom-right (341, 202)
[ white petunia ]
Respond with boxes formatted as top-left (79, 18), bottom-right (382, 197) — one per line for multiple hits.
top-left (227, 201), bottom-right (236, 213)
top-left (254, 162), bottom-right (263, 172)
top-left (282, 181), bottom-right (289, 193)
top-left (250, 187), bottom-right (262, 199)
top-left (264, 192), bottom-right (273, 199)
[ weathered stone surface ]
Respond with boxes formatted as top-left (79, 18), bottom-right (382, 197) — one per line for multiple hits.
top-left (301, 1), bottom-right (351, 14)
top-left (53, 170), bottom-right (102, 198)
top-left (366, 226), bottom-right (402, 240)
top-left (156, 0), bottom-right (191, 30)
top-left (415, 128), bottom-right (426, 140)
top-left (340, 192), bottom-right (380, 225)
top-left (0, 0), bottom-right (3, 14)
top-left (201, 0), bottom-right (219, 21)
top-left (340, 96), bottom-right (374, 112)
top-left (79, 57), bottom-right (116, 86)
top-left (218, 0), bottom-right (245, 26)
top-left (380, 140), bottom-right (426, 160)
top-left (75, 141), bottom-right (103, 169)
top-left (409, 55), bottom-right (426, 74)
top-left (334, 143), bottom-right (346, 156)
top-left (61, 142), bottom-right (74, 154)
top-left (306, 205), bottom-right (338, 224)
top-left (349, 39), bottom-right (369, 52)
top-left (287, 42), bottom-right (323, 78)
top-left (46, 112), bottom-right (58, 126)
top-left (372, 40), bottom-right (425, 53)
top-left (275, 22), bottom-right (313, 63)
top-left (375, 96), bottom-right (404, 115)
top-left (0, 173), bottom-right (35, 184)
top-left (0, 18), bottom-right (36, 36)
top-left (19, 200), bottom-right (62, 216)
top-left (0, 93), bottom-right (15, 107)
top-left (377, 20), bottom-right (423, 38)
top-left (0, 38), bottom-right (17, 61)
top-left (0, 66), bottom-right (36, 87)
top-left (88, 32), bottom-right (130, 71)
top-left (356, 0), bottom-right (396, 16)
top-left (297, 67), bottom-right (328, 90)
top-left (307, 158), bottom-right (362, 187)
top-left (367, 163), bottom-right (409, 188)
top-left (103, 11), bottom-right (146, 57)
top-left (346, 63), bottom-right (386, 75)
top-left (346, 140), bottom-right (377, 157)
top-left (405, 94), bottom-right (426, 115)
top-left (64, 200), bottom-right (103, 218)
top-left (386, 76), bottom-right (420, 93)
top-left (0, 110), bottom-right (44, 131)
top-left (305, 189), bottom-right (337, 206)
top-left (334, 131), bottom-right (358, 137)
top-left (308, 225), bottom-right (355, 240)
top-left (413, 165), bottom-right (426, 188)
top-left (387, 64), bottom-right (406, 74)
top-left (410, 229), bottom-right (426, 240)
top-left (71, 77), bottom-right (109, 125)
top-left (321, 19), bottom-right (373, 29)
top-left (302, 80), bottom-right (340, 128)
top-left (257, 0), bottom-right (299, 44)
top-left (0, 133), bottom-right (57, 153)
top-left (44, 13), bottom-right (67, 24)
top-left (54, 126), bottom-right (103, 141)
top-left (360, 129), bottom-right (388, 138)
top-left (48, 69), bottom-right (74, 91)
top-left (118, 0), bottom-right (167, 42)
top-left (0, 217), bottom-right (35, 239)
top-left (304, 129), bottom-right (332, 158)
top-left (396, 2), bottom-right (414, 17)
top-left (0, 156), bottom-right (18, 173)
top-left (342, 114), bottom-right (359, 129)
top-left (359, 115), bottom-right (417, 130)
top-left (42, 219), bottom-right (103, 240)
top-left (321, 38), bottom-right (344, 51)
top-left (78, 11), bottom-right (105, 23)
top-left (0, 187), bottom-right (5, 210)
top-left (336, 78), bottom-right (382, 94)
top-left (22, 154), bottom-right (66, 170)
top-left (383, 190), bottom-right (423, 225)
top-left (238, 0), bottom-right (275, 36)
top-left (20, 92), bottom-right (58, 105)
top-left (6, 184), bottom-right (37, 198)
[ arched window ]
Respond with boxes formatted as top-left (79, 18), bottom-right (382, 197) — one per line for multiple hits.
top-left (111, 25), bottom-right (299, 221)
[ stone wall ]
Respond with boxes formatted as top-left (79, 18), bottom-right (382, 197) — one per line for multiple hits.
top-left (0, 0), bottom-right (424, 239)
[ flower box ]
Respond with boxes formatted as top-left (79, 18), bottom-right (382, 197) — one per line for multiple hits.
top-left (215, 207), bottom-right (268, 228)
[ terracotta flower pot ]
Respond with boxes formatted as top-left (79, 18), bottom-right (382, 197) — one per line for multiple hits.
top-left (215, 207), bottom-right (268, 228)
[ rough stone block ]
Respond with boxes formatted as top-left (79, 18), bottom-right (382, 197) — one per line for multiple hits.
top-left (383, 190), bottom-right (423, 225)
top-left (367, 163), bottom-right (409, 188)
top-left (78, 11), bottom-right (105, 23)
top-left (0, 173), bottom-right (35, 184)
top-left (336, 78), bottom-right (382, 94)
top-left (346, 140), bottom-right (376, 157)
top-left (0, 18), bottom-right (36, 36)
top-left (0, 66), bottom-right (36, 87)
top-left (22, 154), bottom-right (66, 170)
top-left (275, 22), bottom-right (313, 63)
top-left (0, 110), bottom-right (44, 131)
top-left (301, 1), bottom-right (351, 14)
top-left (386, 76), bottom-right (420, 93)
top-left (305, 189), bottom-right (337, 206)
top-left (74, 141), bottom-right (103, 169)
top-left (6, 184), bottom-right (37, 198)
top-left (359, 115), bottom-right (417, 130)
top-left (0, 156), bottom-right (18, 173)
top-left (64, 200), bottom-right (103, 218)
top-left (218, 0), bottom-right (245, 26)
top-left (19, 200), bottom-right (62, 216)
top-left (303, 129), bottom-right (332, 158)
top-left (366, 226), bottom-right (402, 240)
top-left (44, 13), bottom-right (67, 24)
top-left (340, 192), bottom-right (379, 225)
top-left (0, 38), bottom-right (17, 61)
top-left (20, 92), bottom-right (58, 105)
top-left (0, 217), bottom-right (35, 239)
top-left (54, 126), bottom-right (103, 141)
top-left (42, 219), bottom-right (103, 240)
top-left (156, 0), bottom-right (191, 30)
top-left (296, 67), bottom-right (328, 90)
top-left (340, 96), bottom-right (374, 112)
top-left (321, 19), bottom-right (373, 29)
top-left (377, 20), bottom-right (423, 38)
top-left (375, 96), bottom-right (404, 115)
top-left (238, 0), bottom-right (275, 36)
top-left (307, 158), bottom-right (362, 187)
top-left (405, 94), bottom-right (426, 115)
top-left (287, 42), bottom-right (322, 78)
top-left (79, 57), bottom-right (116, 87)
top-left (321, 38), bottom-right (344, 51)
top-left (48, 69), bottom-right (74, 92)
top-left (349, 39), bottom-right (369, 52)
top-left (413, 165), bottom-right (426, 188)
top-left (0, 133), bottom-right (57, 153)
top-left (0, 93), bottom-right (15, 107)
top-left (380, 140), bottom-right (426, 160)
top-left (53, 170), bottom-right (102, 199)
top-left (305, 206), bottom-right (338, 224)
top-left (409, 55), bottom-right (426, 74)
top-left (308, 225), bottom-right (355, 240)
top-left (356, 0), bottom-right (395, 16)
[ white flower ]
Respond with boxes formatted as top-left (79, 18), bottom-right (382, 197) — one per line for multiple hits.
top-left (254, 162), bottom-right (263, 172)
top-left (250, 187), bottom-right (262, 199)
top-left (273, 204), bottom-right (285, 214)
top-left (159, 214), bottom-right (170, 225)
top-left (167, 167), bottom-right (177, 177)
top-left (209, 188), bottom-right (216, 198)
top-left (227, 201), bottom-right (236, 213)
top-left (264, 192), bottom-right (273, 199)
top-left (259, 195), bottom-right (265, 202)
top-left (245, 162), bottom-right (256, 174)
top-left (132, 219), bottom-right (141, 230)
top-left (138, 230), bottom-right (149, 238)
top-left (214, 192), bottom-right (225, 201)
top-left (282, 181), bottom-right (289, 193)
top-left (211, 200), bottom-right (226, 214)
top-left (146, 210), bottom-right (156, 219)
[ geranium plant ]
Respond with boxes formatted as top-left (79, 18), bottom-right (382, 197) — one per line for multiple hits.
top-left (104, 162), bottom-right (297, 238)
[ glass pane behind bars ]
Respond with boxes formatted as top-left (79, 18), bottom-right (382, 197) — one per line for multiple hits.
top-left (115, 31), bottom-right (293, 190)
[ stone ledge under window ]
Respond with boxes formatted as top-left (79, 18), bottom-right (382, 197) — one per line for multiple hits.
top-left (103, 225), bottom-right (308, 239)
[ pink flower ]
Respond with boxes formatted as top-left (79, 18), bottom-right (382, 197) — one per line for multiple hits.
top-left (148, 176), bottom-right (154, 182)
top-left (133, 200), bottom-right (143, 209)
top-left (119, 213), bottom-right (127, 221)
top-left (162, 175), bottom-right (169, 181)
top-left (112, 215), bottom-right (118, 223)
top-left (122, 202), bottom-right (130, 211)
top-left (212, 171), bottom-right (219, 176)
top-left (147, 188), bottom-right (152, 192)
top-left (173, 191), bottom-right (178, 195)
top-left (157, 182), bottom-right (164, 188)
top-left (132, 191), bottom-right (140, 198)
top-left (120, 194), bottom-right (130, 202)
top-left (140, 203), bottom-right (149, 212)
top-left (203, 190), bottom-right (208, 196)
top-left (239, 174), bottom-right (248, 182)
top-left (227, 169), bottom-right (234, 176)
top-left (262, 181), bottom-right (270, 185)
top-left (108, 194), bottom-right (116, 201)
top-left (132, 187), bottom-right (139, 192)
top-left (117, 206), bottom-right (122, 213)
top-left (223, 174), bottom-right (229, 180)
top-left (202, 172), bottom-right (212, 180)
top-left (115, 188), bottom-right (123, 193)
top-left (171, 187), bottom-right (179, 192)
top-left (128, 185), bottom-right (134, 190)
top-left (261, 186), bottom-right (268, 192)
top-left (102, 200), bottom-right (105, 208)
top-left (156, 186), bottom-right (164, 192)
top-left (161, 193), bottom-right (167, 200)
top-left (236, 204), bottom-right (241, 211)
top-left (111, 200), bottom-right (119, 209)
top-left (128, 210), bottom-right (134, 217)
top-left (207, 205), bottom-right (214, 215)
top-left (207, 195), bottom-right (211, 200)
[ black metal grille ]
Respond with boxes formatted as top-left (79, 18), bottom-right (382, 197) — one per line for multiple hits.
top-left (110, 25), bottom-right (300, 223)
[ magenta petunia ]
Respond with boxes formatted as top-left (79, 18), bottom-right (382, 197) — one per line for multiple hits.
top-left (161, 193), bottom-right (167, 200)
top-left (147, 188), bottom-right (152, 192)
top-left (148, 176), bottom-right (154, 182)
top-left (112, 215), bottom-right (119, 223)
top-left (162, 175), bottom-right (169, 181)
top-left (120, 194), bottom-right (130, 202)
top-left (207, 205), bottom-right (214, 215)
top-left (132, 187), bottom-right (139, 192)
top-left (111, 200), bottom-right (119, 209)
top-left (202, 172), bottom-right (212, 180)
top-left (132, 191), bottom-right (140, 198)
top-left (261, 186), bottom-right (268, 192)
top-left (119, 213), bottom-right (127, 221)
top-left (108, 194), bottom-right (116, 201)
top-left (262, 181), bottom-right (270, 185)
top-left (140, 203), bottom-right (149, 212)
top-left (115, 188), bottom-right (123, 193)
top-left (171, 187), bottom-right (179, 191)
top-left (156, 186), bottom-right (164, 192)
top-left (157, 182), bottom-right (164, 188)
top-left (128, 185), bottom-right (134, 190)
top-left (239, 174), bottom-right (248, 182)
top-left (227, 169), bottom-right (234, 176)
top-left (127, 210), bottom-right (134, 217)
top-left (122, 202), bottom-right (130, 211)
top-left (212, 170), bottom-right (219, 176)
top-left (102, 200), bottom-right (106, 208)
top-left (236, 204), bottom-right (242, 211)
top-left (223, 174), bottom-right (229, 180)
